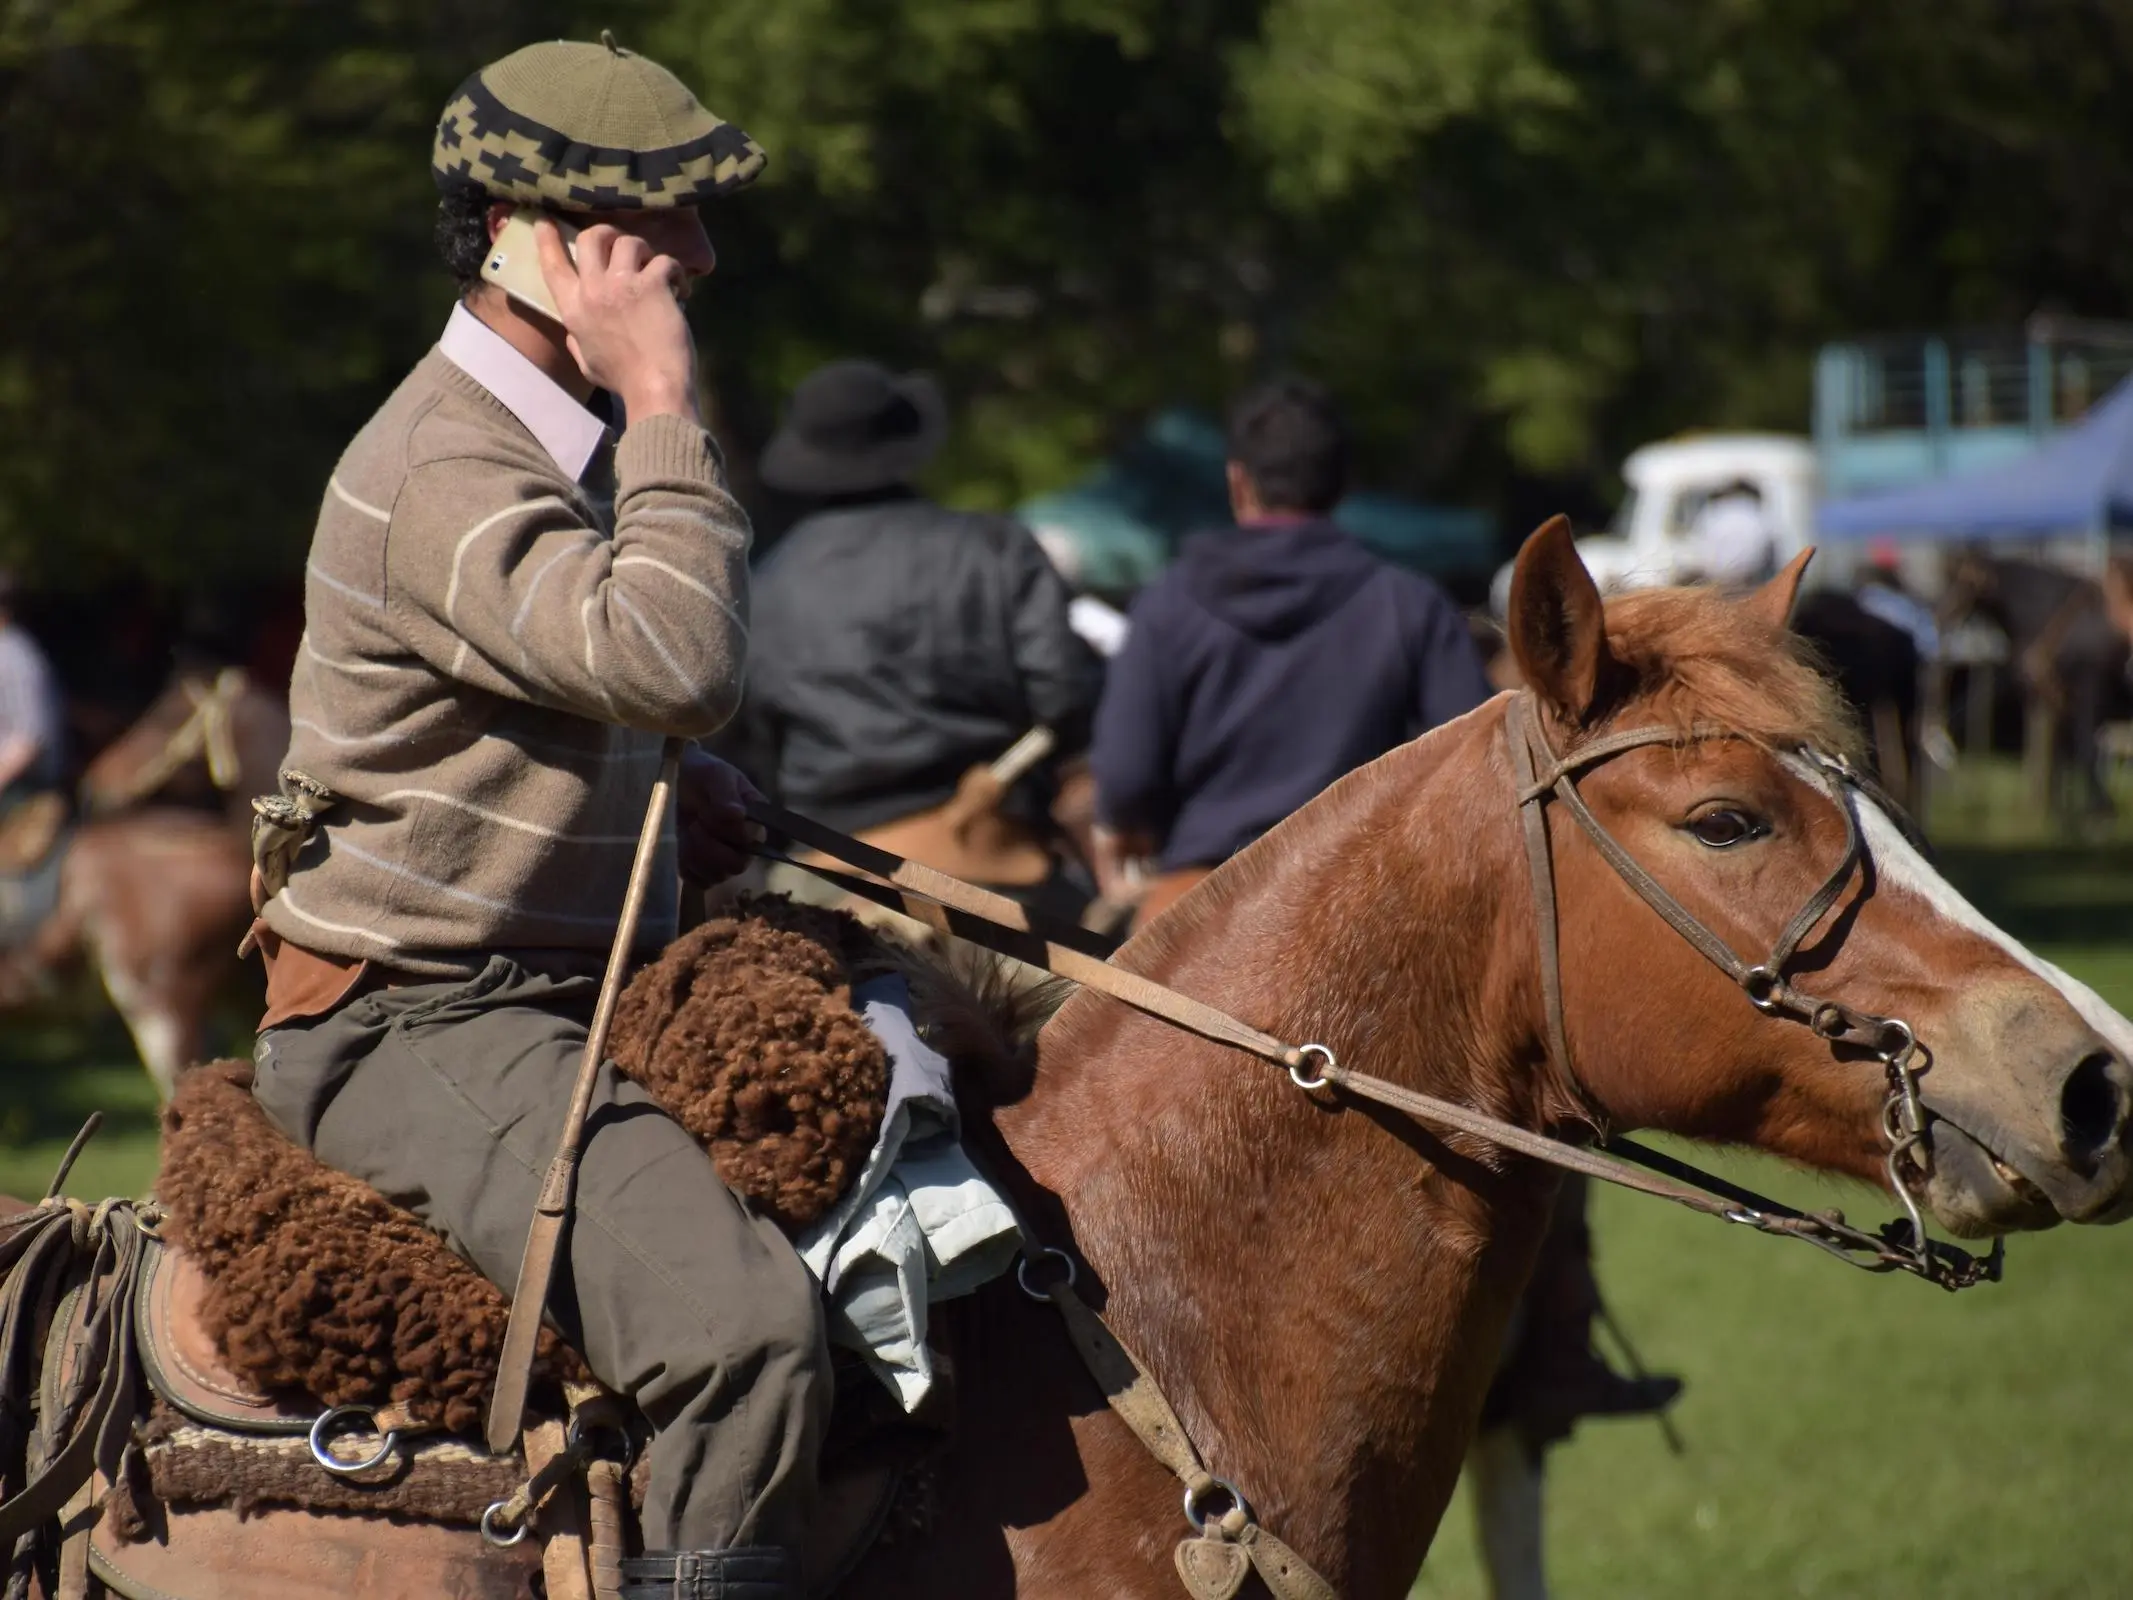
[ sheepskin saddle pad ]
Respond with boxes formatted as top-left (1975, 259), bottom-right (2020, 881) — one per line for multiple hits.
top-left (151, 896), bottom-right (1007, 1449)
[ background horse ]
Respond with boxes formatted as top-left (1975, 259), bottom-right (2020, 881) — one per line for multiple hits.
top-left (76, 663), bottom-right (287, 826)
top-left (0, 810), bottom-right (250, 1097)
top-left (0, 665), bottom-right (284, 1095)
top-left (1790, 588), bottom-right (1923, 815)
top-left (1941, 552), bottom-right (2131, 821)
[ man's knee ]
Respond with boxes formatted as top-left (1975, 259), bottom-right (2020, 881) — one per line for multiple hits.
top-left (713, 1223), bottom-right (831, 1379)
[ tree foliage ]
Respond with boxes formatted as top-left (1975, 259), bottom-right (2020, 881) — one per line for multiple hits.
top-left (4, 0), bottom-right (2132, 591)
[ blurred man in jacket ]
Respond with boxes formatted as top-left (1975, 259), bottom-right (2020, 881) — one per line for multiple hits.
top-left (737, 360), bottom-right (1102, 910)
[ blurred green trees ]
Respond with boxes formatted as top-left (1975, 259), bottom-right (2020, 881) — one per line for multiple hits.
top-left (4, 0), bottom-right (2131, 589)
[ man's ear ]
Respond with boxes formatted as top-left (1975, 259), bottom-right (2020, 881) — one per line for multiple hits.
top-left (486, 200), bottom-right (517, 247)
top-left (1742, 548), bottom-right (1814, 630)
top-left (1506, 516), bottom-right (1614, 723)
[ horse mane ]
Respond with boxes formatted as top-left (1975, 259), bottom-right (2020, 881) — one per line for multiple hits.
top-left (1597, 584), bottom-right (1865, 762)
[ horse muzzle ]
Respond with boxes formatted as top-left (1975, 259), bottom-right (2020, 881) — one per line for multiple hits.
top-left (1917, 1037), bottom-right (2133, 1236)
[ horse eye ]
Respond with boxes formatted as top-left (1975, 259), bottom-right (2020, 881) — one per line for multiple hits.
top-left (1686, 809), bottom-right (1765, 848)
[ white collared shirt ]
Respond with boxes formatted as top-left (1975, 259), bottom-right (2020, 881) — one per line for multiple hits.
top-left (437, 303), bottom-right (609, 483)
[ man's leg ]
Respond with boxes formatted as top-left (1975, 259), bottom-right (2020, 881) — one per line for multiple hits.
top-left (254, 958), bottom-right (830, 1558)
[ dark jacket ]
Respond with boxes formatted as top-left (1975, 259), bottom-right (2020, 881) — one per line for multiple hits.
top-left (1091, 517), bottom-right (1491, 870)
top-left (734, 492), bottom-right (1102, 833)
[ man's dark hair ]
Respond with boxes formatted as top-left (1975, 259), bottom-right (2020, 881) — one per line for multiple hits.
top-left (435, 182), bottom-right (493, 294)
top-left (1226, 378), bottom-right (1350, 513)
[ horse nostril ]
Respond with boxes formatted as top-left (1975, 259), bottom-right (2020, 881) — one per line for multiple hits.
top-left (2059, 1051), bottom-right (2127, 1172)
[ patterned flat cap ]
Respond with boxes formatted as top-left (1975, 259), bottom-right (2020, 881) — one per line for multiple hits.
top-left (433, 33), bottom-right (765, 210)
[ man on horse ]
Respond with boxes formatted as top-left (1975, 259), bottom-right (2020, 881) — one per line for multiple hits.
top-left (733, 359), bottom-right (1102, 911)
top-left (244, 39), bottom-right (821, 1599)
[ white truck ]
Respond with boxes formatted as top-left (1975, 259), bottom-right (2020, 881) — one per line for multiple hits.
top-left (1493, 433), bottom-right (1819, 613)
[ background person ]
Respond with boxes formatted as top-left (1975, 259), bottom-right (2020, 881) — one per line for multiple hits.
top-left (0, 573), bottom-right (65, 880)
top-left (1089, 377), bottom-right (1678, 1437)
top-left (734, 359), bottom-right (1103, 911)
top-left (1681, 477), bottom-right (1779, 588)
top-left (0, 574), bottom-right (60, 804)
top-left (1088, 376), bottom-right (1491, 921)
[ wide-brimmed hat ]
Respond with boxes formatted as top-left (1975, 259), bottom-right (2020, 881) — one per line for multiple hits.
top-left (759, 361), bottom-right (948, 496)
top-left (433, 33), bottom-right (765, 210)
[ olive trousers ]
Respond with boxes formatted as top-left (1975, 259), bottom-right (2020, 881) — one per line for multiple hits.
top-left (250, 956), bottom-right (829, 1553)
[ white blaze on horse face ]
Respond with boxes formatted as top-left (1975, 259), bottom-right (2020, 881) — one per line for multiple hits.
top-left (1844, 786), bottom-right (2133, 1063)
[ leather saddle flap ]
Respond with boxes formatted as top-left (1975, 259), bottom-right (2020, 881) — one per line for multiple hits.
top-left (135, 1240), bottom-right (313, 1435)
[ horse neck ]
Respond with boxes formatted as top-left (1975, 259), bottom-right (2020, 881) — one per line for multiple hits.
top-left (1000, 698), bottom-right (1561, 1597)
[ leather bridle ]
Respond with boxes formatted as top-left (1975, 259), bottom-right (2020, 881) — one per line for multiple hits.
top-left (83, 667), bottom-right (248, 816)
top-left (1503, 693), bottom-right (1965, 1285)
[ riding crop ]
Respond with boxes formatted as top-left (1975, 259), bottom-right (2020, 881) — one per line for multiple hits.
top-left (486, 737), bottom-right (683, 1455)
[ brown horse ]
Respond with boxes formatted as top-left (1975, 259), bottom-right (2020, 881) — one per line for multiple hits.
top-left (35, 526), bottom-right (2133, 1595)
top-left (0, 667), bottom-right (283, 1095)
top-left (842, 525), bottom-right (2133, 1596)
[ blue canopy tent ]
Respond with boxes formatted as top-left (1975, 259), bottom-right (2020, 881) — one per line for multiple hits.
top-left (1819, 375), bottom-right (2133, 540)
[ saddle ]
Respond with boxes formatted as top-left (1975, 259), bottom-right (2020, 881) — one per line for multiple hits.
top-left (0, 1181), bottom-right (919, 1600)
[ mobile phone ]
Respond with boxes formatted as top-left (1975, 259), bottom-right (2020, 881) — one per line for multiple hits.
top-left (480, 209), bottom-right (580, 321)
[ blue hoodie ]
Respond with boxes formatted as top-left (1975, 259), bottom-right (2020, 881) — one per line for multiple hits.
top-left (1091, 517), bottom-right (1491, 871)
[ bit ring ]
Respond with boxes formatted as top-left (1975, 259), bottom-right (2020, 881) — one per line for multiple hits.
top-left (1184, 1476), bottom-right (1252, 1534)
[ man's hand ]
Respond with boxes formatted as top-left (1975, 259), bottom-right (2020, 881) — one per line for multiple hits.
top-left (677, 747), bottom-right (765, 887)
top-left (535, 218), bottom-right (699, 423)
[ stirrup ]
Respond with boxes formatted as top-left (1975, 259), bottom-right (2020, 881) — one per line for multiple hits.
top-left (617, 1546), bottom-right (799, 1600)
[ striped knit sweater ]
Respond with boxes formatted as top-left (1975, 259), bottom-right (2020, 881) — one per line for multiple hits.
top-left (261, 343), bottom-right (749, 975)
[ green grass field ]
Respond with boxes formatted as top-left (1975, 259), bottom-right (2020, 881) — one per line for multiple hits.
top-left (4, 765), bottom-right (2131, 1597)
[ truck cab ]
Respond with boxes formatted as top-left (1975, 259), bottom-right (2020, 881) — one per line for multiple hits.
top-left (1576, 433), bottom-right (1817, 590)
top-left (1492, 433), bottom-right (1818, 612)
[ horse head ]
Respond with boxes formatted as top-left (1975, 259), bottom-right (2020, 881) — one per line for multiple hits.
top-left (1506, 517), bottom-right (2133, 1239)
top-left (77, 667), bottom-right (287, 823)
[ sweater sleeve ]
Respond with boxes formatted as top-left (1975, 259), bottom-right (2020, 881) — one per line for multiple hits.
top-left (384, 415), bottom-right (751, 737)
top-left (1001, 523), bottom-right (1104, 756)
top-left (1089, 584), bottom-right (1183, 838)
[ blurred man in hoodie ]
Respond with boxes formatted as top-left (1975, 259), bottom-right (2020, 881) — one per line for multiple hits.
top-left (1088, 378), bottom-right (1489, 923)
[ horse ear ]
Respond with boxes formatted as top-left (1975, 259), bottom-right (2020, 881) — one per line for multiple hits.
top-left (1743, 548), bottom-right (1815, 630)
top-left (1507, 516), bottom-right (1614, 722)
